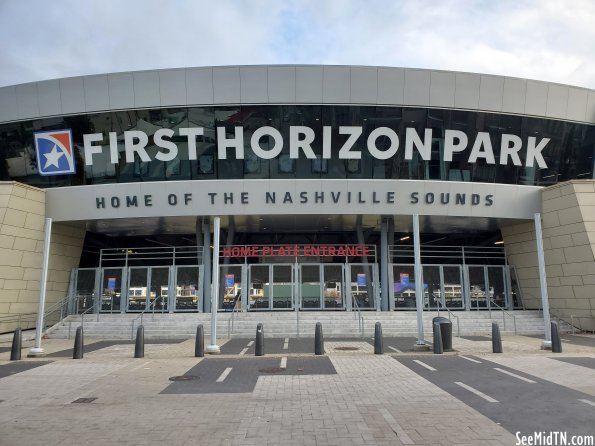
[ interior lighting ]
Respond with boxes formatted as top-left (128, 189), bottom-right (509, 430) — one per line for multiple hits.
top-left (494, 240), bottom-right (504, 245)
top-left (400, 235), bottom-right (410, 241)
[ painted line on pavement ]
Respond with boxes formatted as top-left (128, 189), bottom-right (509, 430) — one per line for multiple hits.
top-left (493, 367), bottom-right (536, 383)
top-left (129, 361), bottom-right (152, 372)
top-left (246, 341), bottom-right (254, 347)
top-left (216, 367), bottom-right (232, 383)
top-left (280, 357), bottom-right (287, 369)
top-left (239, 348), bottom-right (248, 356)
top-left (283, 338), bottom-right (289, 350)
top-left (459, 355), bottom-right (481, 364)
top-left (413, 360), bottom-right (436, 371)
top-left (579, 399), bottom-right (595, 407)
top-left (388, 346), bottom-right (402, 353)
top-left (378, 407), bottom-right (414, 444)
top-left (455, 381), bottom-right (499, 403)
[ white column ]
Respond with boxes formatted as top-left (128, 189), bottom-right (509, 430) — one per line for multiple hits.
top-left (29, 218), bottom-right (52, 356)
top-left (413, 214), bottom-right (426, 346)
top-left (206, 217), bottom-right (221, 354)
top-left (534, 213), bottom-right (552, 348)
top-left (380, 218), bottom-right (389, 311)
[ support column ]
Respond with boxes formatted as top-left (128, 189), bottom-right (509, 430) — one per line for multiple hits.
top-left (207, 217), bottom-right (221, 354)
top-left (202, 219), bottom-right (211, 313)
top-left (29, 218), bottom-right (52, 356)
top-left (356, 216), bottom-right (375, 309)
top-left (413, 214), bottom-right (427, 349)
top-left (380, 218), bottom-right (389, 311)
top-left (534, 213), bottom-right (552, 348)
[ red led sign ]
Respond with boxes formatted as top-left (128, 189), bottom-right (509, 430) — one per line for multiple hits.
top-left (221, 245), bottom-right (371, 258)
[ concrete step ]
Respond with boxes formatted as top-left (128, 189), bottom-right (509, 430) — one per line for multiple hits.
top-left (47, 310), bottom-right (546, 339)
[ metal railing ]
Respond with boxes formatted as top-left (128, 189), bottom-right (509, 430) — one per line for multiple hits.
top-left (489, 299), bottom-right (517, 335)
top-left (130, 299), bottom-right (166, 340)
top-left (0, 296), bottom-right (70, 332)
top-left (434, 298), bottom-right (460, 337)
top-left (352, 296), bottom-right (364, 337)
top-left (227, 295), bottom-right (242, 338)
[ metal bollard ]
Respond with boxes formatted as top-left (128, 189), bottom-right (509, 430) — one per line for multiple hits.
top-left (134, 325), bottom-right (145, 358)
top-left (315, 322), bottom-right (324, 355)
top-left (195, 324), bottom-right (204, 357)
top-left (374, 322), bottom-right (383, 354)
top-left (73, 326), bottom-right (84, 359)
top-left (492, 322), bottom-right (503, 353)
top-left (255, 323), bottom-right (264, 356)
top-left (10, 328), bottom-right (22, 361)
top-left (551, 321), bottom-right (562, 353)
top-left (433, 321), bottom-right (443, 354)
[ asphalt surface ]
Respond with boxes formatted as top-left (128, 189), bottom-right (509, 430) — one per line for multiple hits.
top-left (162, 356), bottom-right (336, 394)
top-left (396, 355), bottom-right (595, 438)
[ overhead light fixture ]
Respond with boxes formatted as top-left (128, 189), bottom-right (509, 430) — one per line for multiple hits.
top-left (494, 240), bottom-right (504, 245)
top-left (400, 235), bottom-right (410, 241)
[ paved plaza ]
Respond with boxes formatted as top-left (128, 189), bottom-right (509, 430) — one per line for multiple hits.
top-left (0, 333), bottom-right (594, 446)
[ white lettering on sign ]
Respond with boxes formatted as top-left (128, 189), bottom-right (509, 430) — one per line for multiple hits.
top-left (82, 126), bottom-right (550, 168)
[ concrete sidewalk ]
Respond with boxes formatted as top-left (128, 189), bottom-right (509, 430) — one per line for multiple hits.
top-left (0, 334), bottom-right (593, 445)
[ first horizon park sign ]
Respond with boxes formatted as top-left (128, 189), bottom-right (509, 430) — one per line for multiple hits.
top-left (82, 125), bottom-right (551, 168)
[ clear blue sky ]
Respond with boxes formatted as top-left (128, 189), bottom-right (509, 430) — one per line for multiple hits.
top-left (0, 0), bottom-right (593, 88)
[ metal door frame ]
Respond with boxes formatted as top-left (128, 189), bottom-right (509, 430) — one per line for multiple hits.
top-left (99, 267), bottom-right (125, 313)
top-left (248, 263), bottom-right (295, 311)
top-left (297, 263), bottom-right (323, 310)
top-left (126, 266), bottom-right (150, 312)
top-left (173, 265), bottom-right (203, 312)
top-left (346, 263), bottom-right (378, 310)
top-left (322, 263), bottom-right (346, 310)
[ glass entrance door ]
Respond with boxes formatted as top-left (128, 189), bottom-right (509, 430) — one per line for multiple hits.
top-left (323, 264), bottom-right (344, 309)
top-left (248, 264), bottom-right (294, 310)
top-left (467, 266), bottom-right (488, 310)
top-left (127, 267), bottom-right (148, 311)
top-left (220, 265), bottom-right (242, 311)
top-left (127, 267), bottom-right (170, 312)
top-left (175, 266), bottom-right (200, 311)
top-left (348, 264), bottom-right (376, 309)
top-left (74, 269), bottom-right (97, 313)
top-left (100, 268), bottom-right (123, 312)
top-left (300, 264), bottom-right (321, 309)
top-left (248, 265), bottom-right (269, 310)
top-left (149, 267), bottom-right (169, 312)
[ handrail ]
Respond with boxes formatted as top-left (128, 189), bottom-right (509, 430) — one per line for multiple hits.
top-left (434, 299), bottom-right (460, 337)
top-left (550, 309), bottom-right (583, 335)
top-left (130, 299), bottom-right (162, 340)
top-left (352, 296), bottom-right (364, 337)
top-left (0, 295), bottom-right (71, 330)
top-left (227, 294), bottom-right (242, 338)
top-left (489, 299), bottom-right (517, 335)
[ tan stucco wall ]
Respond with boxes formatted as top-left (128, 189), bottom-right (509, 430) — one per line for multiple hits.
top-left (0, 182), bottom-right (85, 333)
top-left (502, 180), bottom-right (595, 331)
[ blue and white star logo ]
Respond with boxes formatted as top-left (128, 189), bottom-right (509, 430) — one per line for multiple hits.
top-left (34, 129), bottom-right (76, 176)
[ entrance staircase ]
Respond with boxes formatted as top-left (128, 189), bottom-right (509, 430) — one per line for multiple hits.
top-left (47, 310), bottom-right (546, 340)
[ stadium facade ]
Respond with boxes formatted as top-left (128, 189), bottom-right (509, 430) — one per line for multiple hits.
top-left (0, 65), bottom-right (594, 335)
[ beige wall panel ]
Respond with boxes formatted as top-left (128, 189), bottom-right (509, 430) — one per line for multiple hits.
top-left (0, 248), bottom-right (24, 266)
top-left (3, 209), bottom-right (27, 227)
top-left (559, 276), bottom-right (583, 286)
top-left (557, 207), bottom-right (584, 226)
top-left (571, 232), bottom-right (590, 246)
top-left (13, 237), bottom-right (37, 252)
top-left (549, 234), bottom-right (574, 249)
top-left (563, 245), bottom-right (593, 263)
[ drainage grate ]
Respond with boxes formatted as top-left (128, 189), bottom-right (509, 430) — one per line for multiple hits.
top-left (334, 346), bottom-right (359, 351)
top-left (71, 397), bottom-right (97, 404)
top-left (259, 367), bottom-right (286, 374)
top-left (169, 375), bottom-right (199, 382)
